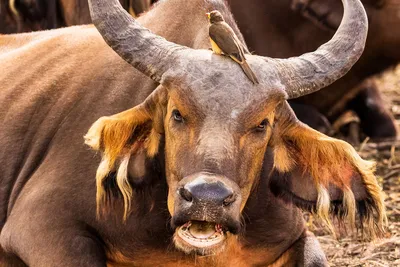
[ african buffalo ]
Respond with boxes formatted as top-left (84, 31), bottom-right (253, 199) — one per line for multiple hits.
top-left (0, 0), bottom-right (385, 266)
top-left (0, 0), bottom-right (149, 33)
top-left (228, 0), bottom-right (398, 140)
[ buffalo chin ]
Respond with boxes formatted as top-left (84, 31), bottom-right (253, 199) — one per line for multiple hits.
top-left (174, 221), bottom-right (228, 255)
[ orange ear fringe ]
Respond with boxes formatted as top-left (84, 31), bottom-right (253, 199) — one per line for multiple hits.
top-left (273, 120), bottom-right (386, 239)
top-left (84, 106), bottom-right (162, 220)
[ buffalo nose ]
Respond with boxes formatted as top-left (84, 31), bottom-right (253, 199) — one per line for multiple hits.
top-left (179, 187), bottom-right (193, 202)
top-left (178, 181), bottom-right (235, 206)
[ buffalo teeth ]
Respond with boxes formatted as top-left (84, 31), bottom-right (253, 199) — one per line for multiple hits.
top-left (177, 222), bottom-right (226, 248)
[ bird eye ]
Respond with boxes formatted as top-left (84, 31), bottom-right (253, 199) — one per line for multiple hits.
top-left (172, 109), bottom-right (183, 122)
top-left (256, 119), bottom-right (269, 131)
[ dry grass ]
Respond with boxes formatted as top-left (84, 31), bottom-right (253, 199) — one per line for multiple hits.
top-left (308, 67), bottom-right (400, 266)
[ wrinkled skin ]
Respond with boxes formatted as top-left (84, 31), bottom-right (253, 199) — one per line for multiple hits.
top-left (0, 0), bottom-right (385, 266)
top-left (228, 0), bottom-right (398, 140)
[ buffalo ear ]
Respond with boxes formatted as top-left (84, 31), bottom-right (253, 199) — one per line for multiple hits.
top-left (269, 102), bottom-right (386, 238)
top-left (84, 86), bottom-right (167, 220)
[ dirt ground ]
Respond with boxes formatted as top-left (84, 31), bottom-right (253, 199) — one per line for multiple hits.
top-left (309, 67), bottom-right (400, 267)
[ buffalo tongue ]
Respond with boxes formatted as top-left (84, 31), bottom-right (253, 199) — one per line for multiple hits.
top-left (189, 221), bottom-right (217, 239)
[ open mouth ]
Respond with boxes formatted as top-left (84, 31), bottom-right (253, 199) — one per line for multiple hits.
top-left (176, 221), bottom-right (226, 250)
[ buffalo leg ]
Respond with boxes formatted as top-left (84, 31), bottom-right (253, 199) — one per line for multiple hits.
top-left (1, 222), bottom-right (107, 267)
top-left (271, 231), bottom-right (328, 267)
top-left (348, 80), bottom-right (398, 140)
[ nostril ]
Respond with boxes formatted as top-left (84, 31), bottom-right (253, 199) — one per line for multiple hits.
top-left (223, 193), bottom-right (236, 207)
top-left (179, 187), bottom-right (193, 202)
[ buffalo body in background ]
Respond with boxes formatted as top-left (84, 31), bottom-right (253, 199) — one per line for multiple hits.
top-left (0, 0), bottom-right (152, 33)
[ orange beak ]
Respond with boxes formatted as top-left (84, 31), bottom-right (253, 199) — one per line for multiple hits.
top-left (206, 12), bottom-right (210, 19)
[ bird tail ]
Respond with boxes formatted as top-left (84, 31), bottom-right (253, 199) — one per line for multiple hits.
top-left (240, 61), bottom-right (259, 84)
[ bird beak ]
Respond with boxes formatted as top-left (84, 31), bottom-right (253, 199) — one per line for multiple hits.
top-left (206, 12), bottom-right (210, 19)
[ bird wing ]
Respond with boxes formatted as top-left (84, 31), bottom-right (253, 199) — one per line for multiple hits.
top-left (209, 22), bottom-right (246, 64)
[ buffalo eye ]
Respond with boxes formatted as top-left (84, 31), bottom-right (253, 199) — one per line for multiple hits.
top-left (172, 109), bottom-right (184, 122)
top-left (256, 119), bottom-right (270, 132)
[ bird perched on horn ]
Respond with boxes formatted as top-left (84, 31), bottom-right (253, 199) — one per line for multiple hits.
top-left (207, 10), bottom-right (259, 84)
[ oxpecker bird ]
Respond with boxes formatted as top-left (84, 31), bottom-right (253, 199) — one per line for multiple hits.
top-left (207, 10), bottom-right (259, 84)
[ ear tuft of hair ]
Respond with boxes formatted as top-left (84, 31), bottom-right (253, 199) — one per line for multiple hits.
top-left (116, 153), bottom-right (134, 221)
top-left (271, 119), bottom-right (387, 239)
top-left (85, 107), bottom-right (158, 220)
top-left (316, 185), bottom-right (335, 235)
top-left (84, 116), bottom-right (108, 150)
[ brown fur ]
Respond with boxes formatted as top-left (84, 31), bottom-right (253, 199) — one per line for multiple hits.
top-left (85, 103), bottom-right (159, 219)
top-left (85, 85), bottom-right (168, 219)
top-left (271, 103), bottom-right (386, 237)
top-left (105, 233), bottom-right (304, 266)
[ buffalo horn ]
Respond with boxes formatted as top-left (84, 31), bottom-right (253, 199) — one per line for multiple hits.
top-left (272, 0), bottom-right (368, 99)
top-left (88, 0), bottom-right (188, 83)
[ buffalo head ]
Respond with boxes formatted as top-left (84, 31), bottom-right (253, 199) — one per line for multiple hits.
top-left (84, 0), bottom-right (385, 256)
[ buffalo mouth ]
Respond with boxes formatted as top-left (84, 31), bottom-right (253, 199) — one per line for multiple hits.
top-left (174, 220), bottom-right (227, 254)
